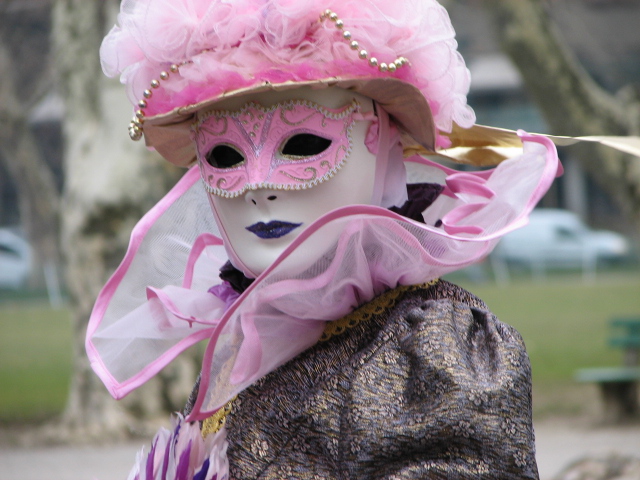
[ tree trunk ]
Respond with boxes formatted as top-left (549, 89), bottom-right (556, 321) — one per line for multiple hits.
top-left (52, 0), bottom-right (189, 441)
top-left (484, 0), bottom-right (640, 225)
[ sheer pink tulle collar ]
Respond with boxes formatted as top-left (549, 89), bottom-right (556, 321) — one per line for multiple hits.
top-left (86, 132), bottom-right (560, 421)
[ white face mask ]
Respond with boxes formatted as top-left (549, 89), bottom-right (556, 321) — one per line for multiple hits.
top-left (200, 87), bottom-right (379, 277)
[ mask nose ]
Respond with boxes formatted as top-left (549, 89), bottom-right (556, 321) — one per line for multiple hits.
top-left (245, 190), bottom-right (278, 206)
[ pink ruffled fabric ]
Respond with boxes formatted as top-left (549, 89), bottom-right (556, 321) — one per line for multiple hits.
top-left (86, 132), bottom-right (561, 421)
top-left (100, 0), bottom-right (475, 135)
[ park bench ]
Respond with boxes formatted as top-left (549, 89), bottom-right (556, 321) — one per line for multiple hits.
top-left (575, 316), bottom-right (640, 422)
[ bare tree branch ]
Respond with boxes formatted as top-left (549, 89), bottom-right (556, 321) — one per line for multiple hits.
top-left (484, 0), bottom-right (640, 225)
top-left (0, 39), bottom-right (60, 282)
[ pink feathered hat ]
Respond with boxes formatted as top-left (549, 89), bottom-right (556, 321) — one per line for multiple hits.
top-left (100, 0), bottom-right (477, 167)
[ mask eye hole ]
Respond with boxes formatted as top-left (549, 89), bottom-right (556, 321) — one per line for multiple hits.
top-left (281, 134), bottom-right (332, 160)
top-left (205, 144), bottom-right (245, 169)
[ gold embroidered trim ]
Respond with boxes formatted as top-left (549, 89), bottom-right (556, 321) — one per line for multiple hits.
top-left (320, 279), bottom-right (439, 342)
top-left (201, 397), bottom-right (235, 439)
top-left (200, 280), bottom-right (438, 437)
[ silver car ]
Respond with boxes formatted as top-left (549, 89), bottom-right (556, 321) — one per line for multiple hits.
top-left (0, 229), bottom-right (32, 289)
top-left (491, 209), bottom-right (630, 269)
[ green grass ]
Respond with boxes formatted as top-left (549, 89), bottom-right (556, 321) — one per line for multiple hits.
top-left (1, 271), bottom-right (639, 422)
top-left (0, 302), bottom-right (72, 423)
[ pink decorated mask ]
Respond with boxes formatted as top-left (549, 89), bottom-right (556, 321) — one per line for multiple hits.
top-left (193, 99), bottom-right (363, 198)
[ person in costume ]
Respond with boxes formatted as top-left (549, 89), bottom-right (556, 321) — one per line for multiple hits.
top-left (87, 0), bottom-right (566, 478)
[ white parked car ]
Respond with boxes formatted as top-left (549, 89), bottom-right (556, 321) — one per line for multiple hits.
top-left (491, 209), bottom-right (631, 269)
top-left (0, 229), bottom-right (32, 289)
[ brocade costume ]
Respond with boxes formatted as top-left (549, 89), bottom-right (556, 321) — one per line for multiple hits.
top-left (185, 280), bottom-right (538, 480)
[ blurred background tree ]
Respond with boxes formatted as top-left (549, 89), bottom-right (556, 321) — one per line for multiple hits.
top-left (448, 0), bottom-right (640, 229)
top-left (0, 0), bottom-right (638, 440)
top-left (0, 1), bottom-right (60, 291)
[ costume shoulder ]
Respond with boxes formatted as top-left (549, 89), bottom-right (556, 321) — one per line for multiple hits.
top-left (187, 280), bottom-right (538, 480)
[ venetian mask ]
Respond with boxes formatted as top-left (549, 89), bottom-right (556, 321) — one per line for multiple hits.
top-left (193, 87), bottom-right (384, 277)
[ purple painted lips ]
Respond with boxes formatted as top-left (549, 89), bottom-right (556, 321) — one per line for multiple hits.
top-left (246, 220), bottom-right (302, 239)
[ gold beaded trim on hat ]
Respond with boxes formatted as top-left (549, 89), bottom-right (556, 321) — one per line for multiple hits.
top-left (320, 279), bottom-right (439, 342)
top-left (201, 397), bottom-right (236, 439)
top-left (319, 9), bottom-right (409, 74)
top-left (128, 63), bottom-right (182, 141)
top-left (128, 9), bottom-right (410, 142)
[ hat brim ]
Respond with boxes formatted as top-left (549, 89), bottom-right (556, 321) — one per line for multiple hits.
top-left (143, 77), bottom-right (437, 167)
